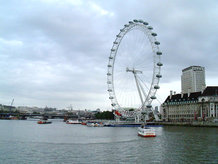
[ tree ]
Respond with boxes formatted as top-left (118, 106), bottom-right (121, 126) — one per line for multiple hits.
top-left (95, 111), bottom-right (114, 120)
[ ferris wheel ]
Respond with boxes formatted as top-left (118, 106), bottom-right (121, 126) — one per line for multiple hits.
top-left (107, 19), bottom-right (163, 121)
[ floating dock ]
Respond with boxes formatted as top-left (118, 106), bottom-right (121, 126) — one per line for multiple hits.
top-left (104, 121), bottom-right (163, 127)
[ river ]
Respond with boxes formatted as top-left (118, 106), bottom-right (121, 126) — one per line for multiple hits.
top-left (0, 119), bottom-right (217, 164)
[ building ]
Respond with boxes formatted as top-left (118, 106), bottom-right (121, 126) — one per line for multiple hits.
top-left (181, 66), bottom-right (206, 93)
top-left (162, 86), bottom-right (218, 122)
top-left (16, 106), bottom-right (44, 113)
top-left (0, 104), bottom-right (16, 111)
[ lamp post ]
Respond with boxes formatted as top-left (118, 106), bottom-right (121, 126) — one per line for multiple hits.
top-left (201, 98), bottom-right (205, 121)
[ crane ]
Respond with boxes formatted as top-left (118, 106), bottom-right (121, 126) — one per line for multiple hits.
top-left (9, 98), bottom-right (14, 112)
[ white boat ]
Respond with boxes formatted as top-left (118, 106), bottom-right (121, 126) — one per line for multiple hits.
top-left (66, 119), bottom-right (81, 124)
top-left (138, 127), bottom-right (156, 137)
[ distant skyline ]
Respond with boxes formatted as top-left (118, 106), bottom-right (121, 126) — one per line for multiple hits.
top-left (0, 0), bottom-right (218, 110)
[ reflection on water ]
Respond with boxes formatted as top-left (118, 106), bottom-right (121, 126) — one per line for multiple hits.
top-left (0, 120), bottom-right (217, 163)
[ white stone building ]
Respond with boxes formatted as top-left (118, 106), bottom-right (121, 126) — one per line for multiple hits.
top-left (181, 66), bottom-right (206, 93)
top-left (162, 87), bottom-right (218, 122)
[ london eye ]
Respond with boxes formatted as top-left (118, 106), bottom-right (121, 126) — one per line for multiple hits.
top-left (107, 19), bottom-right (162, 122)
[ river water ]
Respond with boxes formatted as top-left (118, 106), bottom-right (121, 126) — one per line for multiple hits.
top-left (0, 119), bottom-right (217, 164)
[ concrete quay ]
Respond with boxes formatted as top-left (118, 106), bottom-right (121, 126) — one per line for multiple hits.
top-left (157, 121), bottom-right (218, 127)
top-left (94, 120), bottom-right (218, 127)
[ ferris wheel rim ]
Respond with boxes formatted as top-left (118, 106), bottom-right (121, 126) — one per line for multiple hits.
top-left (107, 19), bottom-right (163, 118)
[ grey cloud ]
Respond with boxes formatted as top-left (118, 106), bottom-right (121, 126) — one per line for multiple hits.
top-left (0, 0), bottom-right (217, 109)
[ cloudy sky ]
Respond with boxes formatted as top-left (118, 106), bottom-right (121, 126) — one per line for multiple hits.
top-left (0, 0), bottom-right (217, 110)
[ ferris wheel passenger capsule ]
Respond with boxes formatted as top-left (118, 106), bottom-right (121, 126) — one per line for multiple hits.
top-left (107, 64), bottom-right (112, 67)
top-left (129, 21), bottom-right (133, 24)
top-left (157, 62), bottom-right (163, 66)
top-left (156, 51), bottom-right (162, 55)
top-left (109, 96), bottom-right (114, 99)
top-left (111, 49), bottom-right (115, 52)
top-left (107, 81), bottom-right (112, 84)
top-left (133, 19), bottom-right (138, 23)
top-left (109, 56), bottom-right (113, 59)
top-left (150, 96), bottom-right (156, 99)
top-left (148, 26), bottom-right (153, 30)
top-left (154, 85), bottom-right (160, 89)
top-left (113, 41), bottom-right (118, 44)
top-left (141, 110), bottom-right (146, 114)
top-left (107, 73), bottom-right (112, 76)
top-left (120, 29), bottom-right (125, 32)
top-left (154, 41), bottom-right (160, 45)
top-left (124, 24), bottom-right (129, 27)
top-left (116, 35), bottom-right (121, 38)
top-left (146, 105), bottom-right (152, 108)
top-left (143, 22), bottom-right (149, 25)
top-left (156, 74), bottom-right (162, 78)
top-left (111, 103), bottom-right (116, 106)
top-left (151, 33), bottom-right (157, 36)
top-left (138, 20), bottom-right (143, 23)
top-left (107, 89), bottom-right (112, 92)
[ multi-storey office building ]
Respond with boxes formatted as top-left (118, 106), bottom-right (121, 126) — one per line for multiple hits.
top-left (162, 87), bottom-right (218, 122)
top-left (181, 66), bottom-right (206, 93)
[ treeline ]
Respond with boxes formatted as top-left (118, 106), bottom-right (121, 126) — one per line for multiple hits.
top-left (0, 110), bottom-right (20, 114)
top-left (95, 111), bottom-right (114, 120)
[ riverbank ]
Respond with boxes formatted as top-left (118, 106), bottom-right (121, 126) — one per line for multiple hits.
top-left (1, 117), bottom-right (217, 127)
top-left (82, 120), bottom-right (218, 127)
top-left (157, 121), bottom-right (218, 127)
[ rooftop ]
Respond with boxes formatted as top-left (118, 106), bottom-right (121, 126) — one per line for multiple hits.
top-left (164, 86), bottom-right (218, 103)
top-left (182, 65), bottom-right (204, 72)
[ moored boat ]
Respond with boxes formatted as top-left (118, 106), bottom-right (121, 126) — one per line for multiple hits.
top-left (86, 122), bottom-right (104, 127)
top-left (138, 127), bottom-right (156, 137)
top-left (66, 119), bottom-right (81, 124)
top-left (104, 122), bottom-right (141, 127)
top-left (81, 122), bottom-right (87, 125)
top-left (37, 119), bottom-right (52, 124)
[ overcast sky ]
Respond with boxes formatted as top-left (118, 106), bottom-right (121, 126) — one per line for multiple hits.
top-left (0, 0), bottom-right (217, 110)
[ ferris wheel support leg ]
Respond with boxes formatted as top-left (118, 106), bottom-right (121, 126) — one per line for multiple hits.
top-left (135, 113), bottom-right (140, 123)
top-left (143, 113), bottom-right (149, 122)
top-left (133, 73), bottom-right (144, 106)
top-left (138, 115), bottom-right (140, 122)
top-left (115, 116), bottom-right (120, 122)
top-left (135, 116), bottom-right (138, 123)
top-left (152, 108), bottom-right (160, 121)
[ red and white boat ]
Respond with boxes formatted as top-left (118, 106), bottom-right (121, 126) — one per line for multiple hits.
top-left (37, 119), bottom-right (52, 124)
top-left (138, 127), bottom-right (156, 137)
top-left (81, 122), bottom-right (87, 125)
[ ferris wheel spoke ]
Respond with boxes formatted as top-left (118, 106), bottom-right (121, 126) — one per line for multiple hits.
top-left (139, 73), bottom-right (152, 86)
top-left (137, 75), bottom-right (151, 96)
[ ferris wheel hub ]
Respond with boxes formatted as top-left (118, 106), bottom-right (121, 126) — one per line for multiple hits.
top-left (126, 67), bottom-right (142, 74)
